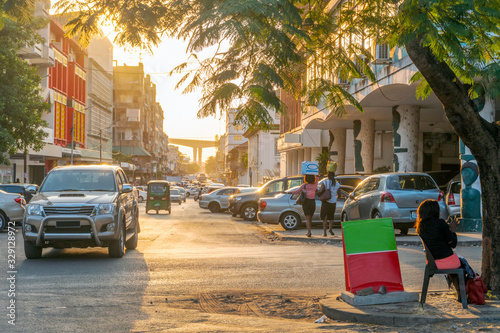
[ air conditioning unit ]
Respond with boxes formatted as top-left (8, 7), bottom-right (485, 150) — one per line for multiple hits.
top-left (67, 99), bottom-right (74, 108)
top-left (372, 43), bottom-right (392, 64)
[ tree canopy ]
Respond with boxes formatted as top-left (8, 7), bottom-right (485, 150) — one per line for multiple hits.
top-left (55, 0), bottom-right (500, 291)
top-left (0, 1), bottom-right (50, 165)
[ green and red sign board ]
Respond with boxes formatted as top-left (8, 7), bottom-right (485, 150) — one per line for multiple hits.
top-left (342, 218), bottom-right (404, 294)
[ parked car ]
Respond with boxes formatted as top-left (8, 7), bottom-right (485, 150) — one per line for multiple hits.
top-left (135, 188), bottom-right (147, 203)
top-left (0, 190), bottom-right (26, 230)
top-left (205, 183), bottom-right (225, 193)
top-left (229, 174), bottom-right (365, 221)
top-left (186, 187), bottom-right (198, 197)
top-left (341, 172), bottom-right (448, 235)
top-left (23, 165), bottom-right (140, 259)
top-left (229, 175), bottom-right (305, 220)
top-left (199, 187), bottom-right (257, 213)
top-left (0, 183), bottom-right (38, 203)
top-left (257, 185), bottom-right (353, 230)
top-left (444, 176), bottom-right (461, 219)
top-left (179, 187), bottom-right (186, 202)
top-left (170, 189), bottom-right (182, 205)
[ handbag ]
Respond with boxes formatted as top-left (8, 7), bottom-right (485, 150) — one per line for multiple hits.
top-left (466, 273), bottom-right (487, 305)
top-left (296, 190), bottom-right (306, 205)
top-left (318, 181), bottom-right (332, 201)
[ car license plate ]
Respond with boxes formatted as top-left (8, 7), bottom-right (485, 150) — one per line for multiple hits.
top-left (410, 211), bottom-right (417, 219)
top-left (56, 221), bottom-right (80, 228)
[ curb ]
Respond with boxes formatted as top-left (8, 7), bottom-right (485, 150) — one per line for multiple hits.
top-left (319, 296), bottom-right (495, 327)
top-left (266, 229), bottom-right (481, 247)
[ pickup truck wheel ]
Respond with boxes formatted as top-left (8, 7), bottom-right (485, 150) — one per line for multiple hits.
top-left (125, 220), bottom-right (139, 250)
top-left (280, 212), bottom-right (301, 230)
top-left (24, 241), bottom-right (42, 259)
top-left (109, 222), bottom-right (125, 258)
top-left (0, 212), bottom-right (6, 231)
top-left (138, 196), bottom-right (144, 203)
top-left (209, 202), bottom-right (220, 213)
top-left (242, 203), bottom-right (258, 221)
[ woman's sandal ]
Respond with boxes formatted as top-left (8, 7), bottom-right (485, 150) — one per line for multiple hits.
top-left (329, 229), bottom-right (335, 236)
top-left (306, 232), bottom-right (312, 237)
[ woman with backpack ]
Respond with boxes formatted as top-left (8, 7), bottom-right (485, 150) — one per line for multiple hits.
top-left (317, 172), bottom-right (341, 237)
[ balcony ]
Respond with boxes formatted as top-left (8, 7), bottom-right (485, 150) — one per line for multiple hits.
top-left (19, 43), bottom-right (43, 59)
top-left (30, 45), bottom-right (55, 67)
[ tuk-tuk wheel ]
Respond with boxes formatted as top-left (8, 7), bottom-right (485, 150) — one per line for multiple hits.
top-left (156, 208), bottom-right (159, 214)
top-left (168, 209), bottom-right (171, 214)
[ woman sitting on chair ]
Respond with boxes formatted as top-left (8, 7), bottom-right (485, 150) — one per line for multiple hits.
top-left (416, 199), bottom-right (460, 269)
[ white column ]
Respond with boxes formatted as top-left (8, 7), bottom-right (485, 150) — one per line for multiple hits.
top-left (392, 105), bottom-right (420, 172)
top-left (331, 128), bottom-right (346, 174)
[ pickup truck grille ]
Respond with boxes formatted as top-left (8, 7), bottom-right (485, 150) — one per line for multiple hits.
top-left (43, 206), bottom-right (95, 216)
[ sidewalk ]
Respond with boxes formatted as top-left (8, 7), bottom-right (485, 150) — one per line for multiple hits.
top-left (320, 291), bottom-right (500, 327)
top-left (259, 223), bottom-right (498, 328)
top-left (261, 223), bottom-right (482, 246)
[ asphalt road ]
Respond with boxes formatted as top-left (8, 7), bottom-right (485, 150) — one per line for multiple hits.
top-left (0, 198), bottom-right (482, 332)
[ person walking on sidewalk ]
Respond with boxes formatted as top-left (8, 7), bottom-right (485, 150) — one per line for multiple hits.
top-left (317, 172), bottom-right (341, 237)
top-left (292, 174), bottom-right (317, 237)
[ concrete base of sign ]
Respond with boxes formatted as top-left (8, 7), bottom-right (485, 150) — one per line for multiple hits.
top-left (341, 291), bottom-right (420, 306)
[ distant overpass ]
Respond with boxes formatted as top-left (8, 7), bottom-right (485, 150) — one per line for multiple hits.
top-left (169, 138), bottom-right (217, 164)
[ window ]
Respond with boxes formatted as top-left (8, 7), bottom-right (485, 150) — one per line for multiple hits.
top-left (274, 138), bottom-right (279, 155)
top-left (267, 180), bottom-right (285, 194)
top-left (287, 178), bottom-right (303, 189)
top-left (234, 135), bottom-right (242, 141)
top-left (234, 124), bottom-right (243, 131)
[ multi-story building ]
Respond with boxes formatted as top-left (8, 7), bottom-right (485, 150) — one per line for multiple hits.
top-left (4, 0), bottom-right (58, 185)
top-left (113, 63), bottom-right (168, 183)
top-left (244, 110), bottom-right (281, 186)
top-left (49, 18), bottom-right (87, 161)
top-left (222, 109), bottom-right (249, 185)
top-left (85, 35), bottom-right (114, 163)
top-left (278, 0), bottom-right (464, 180)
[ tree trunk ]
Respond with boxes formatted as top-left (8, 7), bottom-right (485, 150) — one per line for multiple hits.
top-left (405, 37), bottom-right (500, 292)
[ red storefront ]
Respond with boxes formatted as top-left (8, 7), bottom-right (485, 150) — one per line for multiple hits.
top-left (48, 18), bottom-right (87, 152)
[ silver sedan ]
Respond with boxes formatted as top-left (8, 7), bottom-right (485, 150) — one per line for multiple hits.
top-left (341, 172), bottom-right (448, 235)
top-left (199, 187), bottom-right (257, 213)
top-left (0, 190), bottom-right (26, 230)
top-left (257, 186), bottom-right (353, 230)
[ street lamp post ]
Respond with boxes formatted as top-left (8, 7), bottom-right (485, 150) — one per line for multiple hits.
top-left (70, 111), bottom-right (75, 165)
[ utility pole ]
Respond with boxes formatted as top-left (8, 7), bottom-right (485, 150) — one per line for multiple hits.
top-left (70, 111), bottom-right (75, 165)
top-left (99, 129), bottom-right (102, 163)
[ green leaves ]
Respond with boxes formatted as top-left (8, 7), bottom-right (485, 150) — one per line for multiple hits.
top-left (0, 15), bottom-right (49, 165)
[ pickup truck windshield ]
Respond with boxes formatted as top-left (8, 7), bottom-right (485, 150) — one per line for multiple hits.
top-left (40, 170), bottom-right (116, 192)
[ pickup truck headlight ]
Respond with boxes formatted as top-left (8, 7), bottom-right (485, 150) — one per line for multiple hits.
top-left (95, 204), bottom-right (116, 215)
top-left (27, 204), bottom-right (43, 216)
top-left (235, 197), bottom-right (242, 202)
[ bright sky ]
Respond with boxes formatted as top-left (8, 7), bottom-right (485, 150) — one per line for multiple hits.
top-left (113, 39), bottom-right (222, 163)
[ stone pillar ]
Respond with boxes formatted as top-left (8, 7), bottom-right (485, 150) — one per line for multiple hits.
top-left (298, 149), bottom-right (304, 173)
top-left (197, 148), bottom-right (202, 164)
top-left (392, 105), bottom-right (420, 172)
top-left (457, 97), bottom-right (494, 232)
top-left (353, 119), bottom-right (375, 173)
top-left (330, 128), bottom-right (347, 175)
top-left (193, 147), bottom-right (198, 164)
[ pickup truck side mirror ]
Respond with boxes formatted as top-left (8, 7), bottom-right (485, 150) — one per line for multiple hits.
top-left (122, 184), bottom-right (133, 193)
top-left (26, 185), bottom-right (37, 194)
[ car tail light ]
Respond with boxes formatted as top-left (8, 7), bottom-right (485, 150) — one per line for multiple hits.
top-left (14, 198), bottom-right (23, 204)
top-left (438, 190), bottom-right (444, 202)
top-left (448, 193), bottom-right (455, 205)
top-left (260, 201), bottom-right (267, 211)
top-left (380, 192), bottom-right (395, 203)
